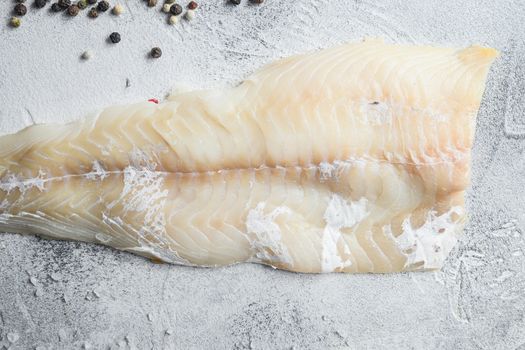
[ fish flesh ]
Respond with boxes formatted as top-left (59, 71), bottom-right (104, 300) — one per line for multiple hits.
top-left (0, 40), bottom-right (498, 273)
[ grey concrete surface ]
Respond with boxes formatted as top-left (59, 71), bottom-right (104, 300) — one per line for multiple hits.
top-left (1, 0), bottom-right (524, 349)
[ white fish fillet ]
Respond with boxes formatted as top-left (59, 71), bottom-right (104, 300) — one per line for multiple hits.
top-left (0, 39), bottom-right (498, 273)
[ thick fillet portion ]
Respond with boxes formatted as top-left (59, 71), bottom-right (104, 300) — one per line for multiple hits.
top-left (0, 40), bottom-right (498, 273)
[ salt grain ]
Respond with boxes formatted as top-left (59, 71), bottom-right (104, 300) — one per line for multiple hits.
top-left (7, 332), bottom-right (19, 343)
top-left (81, 50), bottom-right (93, 60)
top-left (58, 329), bottom-right (67, 342)
top-left (50, 272), bottom-right (62, 281)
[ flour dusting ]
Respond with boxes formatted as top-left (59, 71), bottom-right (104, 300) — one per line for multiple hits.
top-left (246, 202), bottom-right (293, 266)
top-left (0, 169), bottom-right (47, 194)
top-left (321, 194), bottom-right (368, 272)
top-left (85, 161), bottom-right (109, 181)
top-left (395, 206), bottom-right (464, 270)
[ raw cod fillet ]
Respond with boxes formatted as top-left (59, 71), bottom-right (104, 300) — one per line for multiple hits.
top-left (0, 40), bottom-right (498, 273)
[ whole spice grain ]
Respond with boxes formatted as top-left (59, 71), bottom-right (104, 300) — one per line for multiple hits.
top-left (147, 0), bottom-right (156, 7)
top-left (88, 7), bottom-right (98, 16)
top-left (67, 4), bottom-right (79, 15)
top-left (81, 50), bottom-right (92, 60)
top-left (162, 3), bottom-right (171, 13)
top-left (112, 3), bottom-right (123, 15)
top-left (58, 0), bottom-right (71, 8)
top-left (87, 0), bottom-right (96, 4)
top-left (185, 9), bottom-right (195, 20)
top-left (97, 0), bottom-right (109, 11)
top-left (77, 0), bottom-right (87, 9)
top-left (14, 4), bottom-right (27, 16)
top-left (168, 14), bottom-right (178, 24)
top-left (250, 0), bottom-right (263, 3)
top-left (164, 0), bottom-right (175, 3)
top-left (9, 17), bottom-right (21, 28)
top-left (230, 0), bottom-right (241, 4)
top-left (51, 3), bottom-right (63, 11)
top-left (169, 3), bottom-right (181, 15)
top-left (109, 31), bottom-right (120, 43)
top-left (187, 1), bottom-right (197, 9)
top-left (35, 0), bottom-right (47, 8)
top-left (150, 47), bottom-right (162, 58)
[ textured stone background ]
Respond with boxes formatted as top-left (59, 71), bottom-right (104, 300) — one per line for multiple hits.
top-left (1, 1), bottom-right (524, 349)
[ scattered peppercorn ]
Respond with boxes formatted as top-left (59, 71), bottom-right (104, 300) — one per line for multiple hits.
top-left (88, 7), bottom-right (98, 16)
top-left (81, 50), bottom-right (93, 60)
top-left (112, 3), bottom-right (123, 15)
top-left (230, 0), bottom-right (240, 4)
top-left (250, 0), bottom-right (263, 3)
top-left (67, 4), bottom-right (79, 15)
top-left (164, 0), bottom-right (175, 3)
top-left (9, 17), bottom-right (21, 28)
top-left (185, 9), bottom-right (195, 20)
top-left (162, 3), bottom-right (171, 12)
top-left (169, 3), bottom-right (181, 15)
top-left (150, 47), bottom-right (162, 58)
top-left (14, 4), bottom-right (27, 16)
top-left (87, 0), bottom-right (96, 4)
top-left (35, 0), bottom-right (47, 8)
top-left (97, 0), bottom-right (108, 11)
top-left (77, 0), bottom-right (87, 9)
top-left (109, 31), bottom-right (120, 43)
top-left (58, 0), bottom-right (71, 8)
top-left (187, 1), bottom-right (197, 10)
top-left (51, 3), bottom-right (63, 11)
top-left (168, 14), bottom-right (178, 24)
top-left (147, 0), bottom-right (156, 7)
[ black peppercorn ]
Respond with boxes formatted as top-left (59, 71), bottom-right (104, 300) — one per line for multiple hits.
top-left (51, 2), bottom-right (63, 11)
top-left (109, 31), bottom-right (120, 43)
top-left (58, 0), bottom-right (70, 8)
top-left (250, 0), bottom-right (263, 3)
top-left (67, 4), bottom-right (79, 15)
top-left (88, 6), bottom-right (97, 16)
top-left (147, 0), bottom-right (156, 7)
top-left (35, 0), bottom-right (47, 8)
top-left (230, 0), bottom-right (240, 4)
top-left (187, 1), bottom-right (197, 9)
top-left (14, 3), bottom-right (27, 16)
top-left (169, 3), bottom-right (181, 15)
top-left (97, 0), bottom-right (109, 11)
top-left (87, 0), bottom-right (96, 4)
top-left (150, 47), bottom-right (162, 58)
